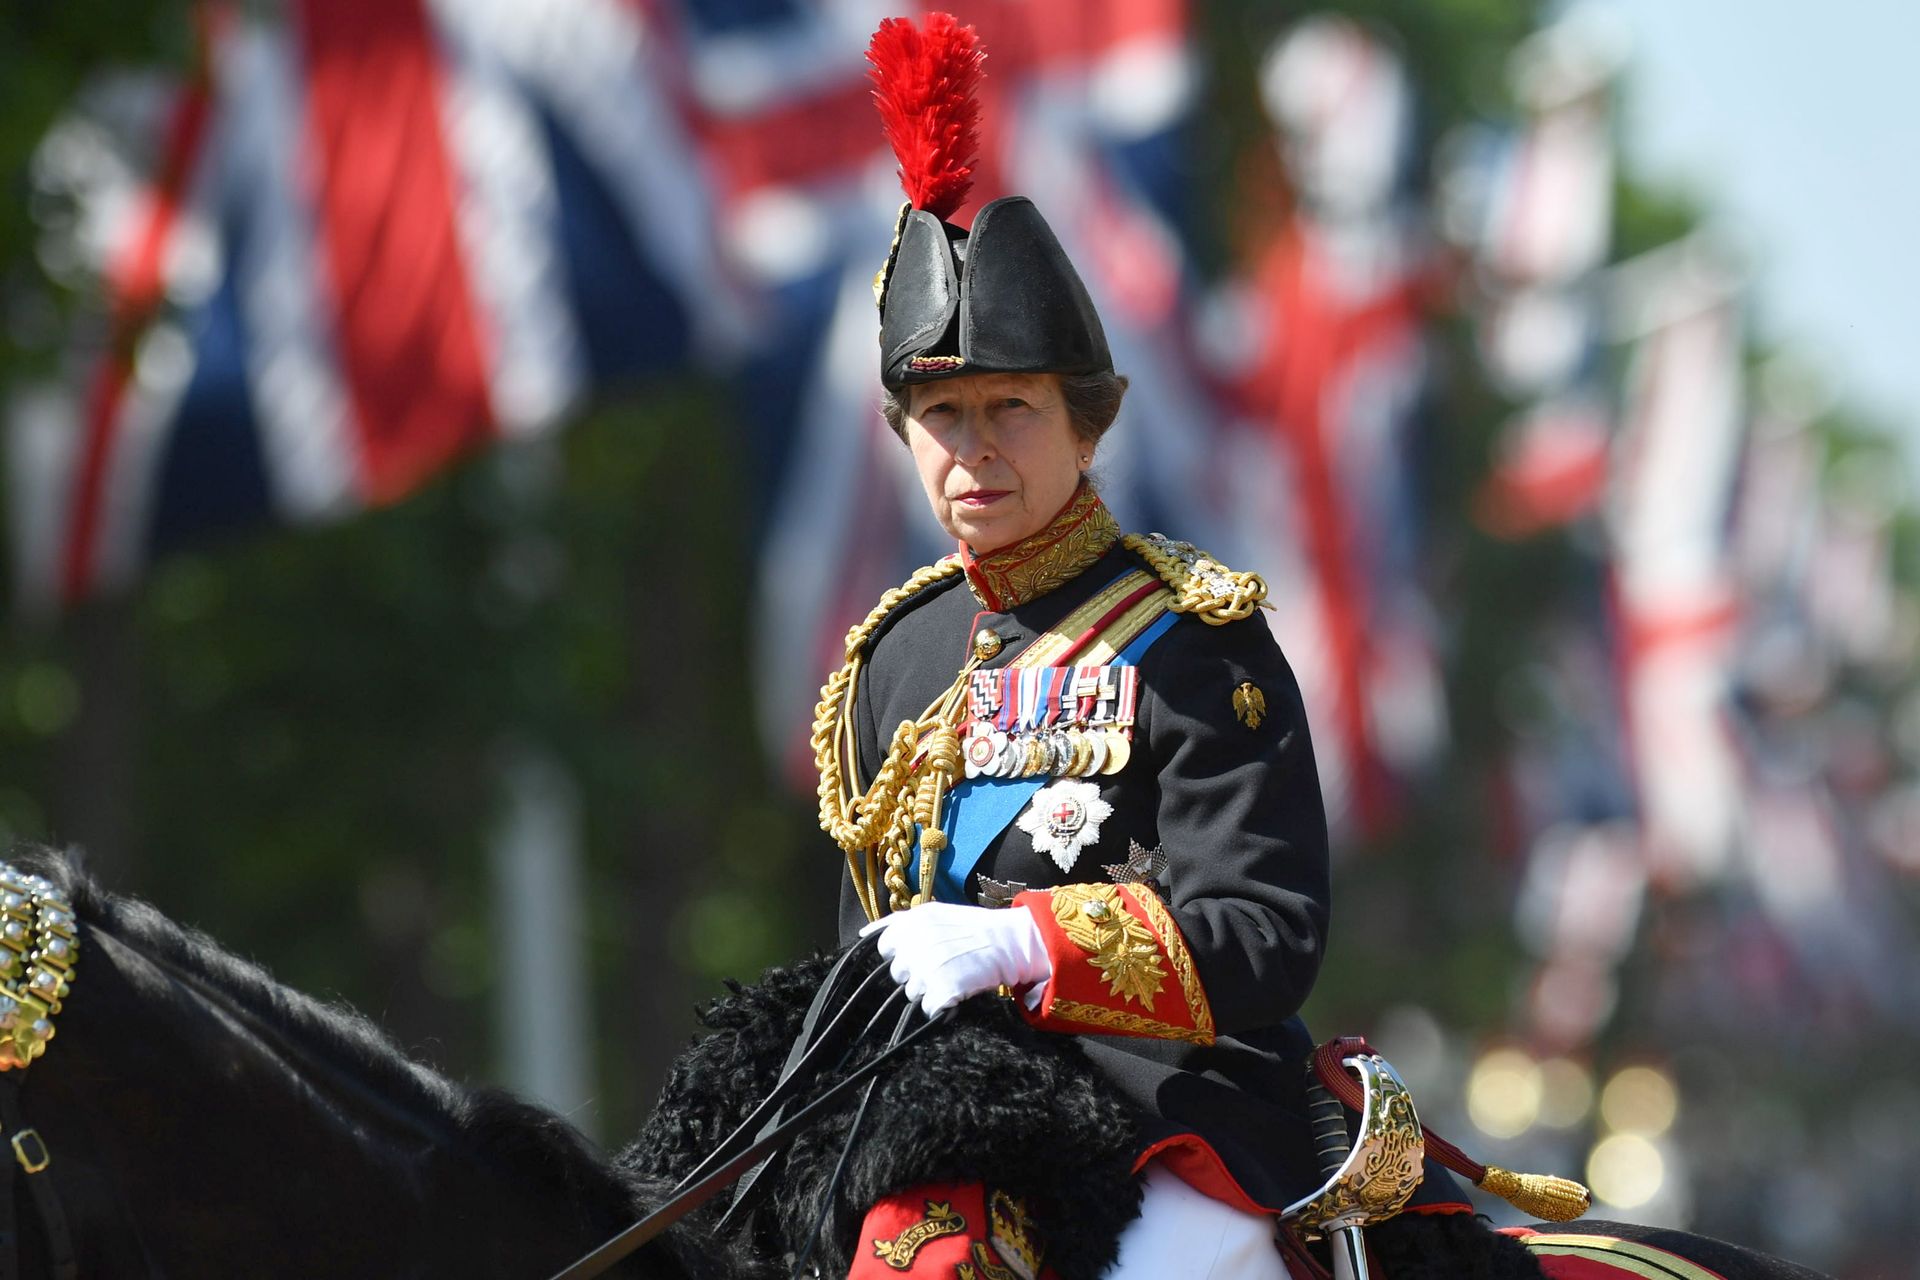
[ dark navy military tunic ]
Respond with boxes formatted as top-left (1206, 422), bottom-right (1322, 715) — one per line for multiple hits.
top-left (835, 539), bottom-right (1339, 1211)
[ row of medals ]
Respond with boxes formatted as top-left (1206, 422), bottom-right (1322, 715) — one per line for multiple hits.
top-left (961, 722), bottom-right (1132, 780)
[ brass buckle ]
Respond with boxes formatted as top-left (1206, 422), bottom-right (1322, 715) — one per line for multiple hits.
top-left (10, 1127), bottom-right (49, 1174)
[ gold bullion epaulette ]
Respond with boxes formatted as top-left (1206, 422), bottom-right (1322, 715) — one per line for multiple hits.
top-left (1121, 533), bottom-right (1269, 625)
top-left (838, 555), bottom-right (965, 661)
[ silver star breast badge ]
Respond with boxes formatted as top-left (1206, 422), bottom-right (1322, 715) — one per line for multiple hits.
top-left (1016, 779), bottom-right (1114, 874)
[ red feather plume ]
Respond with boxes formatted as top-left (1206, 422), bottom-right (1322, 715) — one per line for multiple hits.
top-left (867, 13), bottom-right (985, 222)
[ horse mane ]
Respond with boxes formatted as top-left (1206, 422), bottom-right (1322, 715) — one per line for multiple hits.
top-left (8, 843), bottom-right (646, 1231)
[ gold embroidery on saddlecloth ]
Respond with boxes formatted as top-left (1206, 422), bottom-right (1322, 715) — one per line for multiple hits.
top-left (872, 1200), bottom-right (967, 1270)
top-left (954, 1241), bottom-right (1017, 1280)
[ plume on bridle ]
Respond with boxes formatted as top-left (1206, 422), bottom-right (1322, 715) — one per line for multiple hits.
top-left (866, 13), bottom-right (985, 221)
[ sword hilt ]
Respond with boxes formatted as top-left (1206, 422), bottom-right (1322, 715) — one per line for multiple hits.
top-left (1305, 1069), bottom-right (1371, 1280)
top-left (1307, 1076), bottom-right (1352, 1178)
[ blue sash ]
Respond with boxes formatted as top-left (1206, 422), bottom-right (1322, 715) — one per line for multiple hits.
top-left (908, 606), bottom-right (1182, 903)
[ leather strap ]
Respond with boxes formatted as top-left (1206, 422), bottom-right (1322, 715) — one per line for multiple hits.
top-left (0, 1090), bottom-right (17, 1280)
top-left (0, 1076), bottom-right (75, 1280)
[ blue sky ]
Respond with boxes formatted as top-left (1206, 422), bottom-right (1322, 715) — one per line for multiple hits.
top-left (1602, 0), bottom-right (1920, 454)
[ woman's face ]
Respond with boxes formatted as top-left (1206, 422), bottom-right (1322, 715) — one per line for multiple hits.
top-left (902, 372), bottom-right (1090, 554)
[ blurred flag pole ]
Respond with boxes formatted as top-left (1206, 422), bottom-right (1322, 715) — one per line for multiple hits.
top-left (490, 734), bottom-right (594, 1129)
top-left (486, 438), bottom-right (595, 1130)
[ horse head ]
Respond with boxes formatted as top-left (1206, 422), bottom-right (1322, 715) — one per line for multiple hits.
top-left (0, 845), bottom-right (752, 1280)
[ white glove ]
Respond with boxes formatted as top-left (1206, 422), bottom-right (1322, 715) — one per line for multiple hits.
top-left (860, 902), bottom-right (1052, 1016)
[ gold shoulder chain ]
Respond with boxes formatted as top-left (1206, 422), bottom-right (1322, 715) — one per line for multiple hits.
top-left (812, 557), bottom-right (969, 920)
top-left (1121, 532), bottom-right (1269, 625)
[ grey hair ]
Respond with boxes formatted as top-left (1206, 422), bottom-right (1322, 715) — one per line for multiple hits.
top-left (880, 370), bottom-right (1131, 445)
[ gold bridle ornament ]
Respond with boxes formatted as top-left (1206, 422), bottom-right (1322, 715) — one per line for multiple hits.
top-left (0, 864), bottom-right (79, 1071)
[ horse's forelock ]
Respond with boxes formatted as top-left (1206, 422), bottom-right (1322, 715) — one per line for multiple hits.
top-left (7, 842), bottom-right (95, 912)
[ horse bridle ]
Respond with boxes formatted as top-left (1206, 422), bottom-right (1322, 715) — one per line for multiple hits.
top-left (0, 864), bottom-right (81, 1280)
top-left (548, 938), bottom-right (947, 1280)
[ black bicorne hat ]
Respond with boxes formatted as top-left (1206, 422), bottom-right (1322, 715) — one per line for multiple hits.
top-left (877, 197), bottom-right (1112, 390)
top-left (867, 14), bottom-right (1111, 391)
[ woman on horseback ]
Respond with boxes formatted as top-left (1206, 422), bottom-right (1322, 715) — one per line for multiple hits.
top-left (811, 17), bottom-right (1470, 1278)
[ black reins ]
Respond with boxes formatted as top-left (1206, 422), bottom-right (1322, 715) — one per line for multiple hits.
top-left (716, 939), bottom-right (903, 1233)
top-left (548, 941), bottom-right (946, 1280)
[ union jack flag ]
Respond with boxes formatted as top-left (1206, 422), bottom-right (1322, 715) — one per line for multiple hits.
top-left (14, 0), bottom-right (735, 613)
top-left (1214, 16), bottom-right (1446, 835)
top-left (1459, 10), bottom-right (1623, 539)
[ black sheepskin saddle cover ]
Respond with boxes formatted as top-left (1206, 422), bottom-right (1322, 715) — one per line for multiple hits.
top-left (618, 952), bottom-right (1548, 1280)
top-left (620, 953), bottom-right (1143, 1280)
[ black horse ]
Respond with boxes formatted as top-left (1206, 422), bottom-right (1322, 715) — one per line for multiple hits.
top-left (0, 846), bottom-right (1830, 1279)
top-left (0, 845), bottom-right (758, 1279)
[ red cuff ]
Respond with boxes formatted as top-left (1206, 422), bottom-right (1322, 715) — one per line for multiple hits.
top-left (1014, 883), bottom-right (1214, 1044)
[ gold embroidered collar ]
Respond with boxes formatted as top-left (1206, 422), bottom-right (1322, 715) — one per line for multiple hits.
top-left (962, 484), bottom-right (1120, 612)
